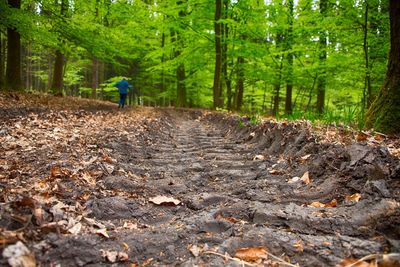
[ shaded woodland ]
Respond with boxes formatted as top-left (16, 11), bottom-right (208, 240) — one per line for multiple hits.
top-left (0, 0), bottom-right (399, 132)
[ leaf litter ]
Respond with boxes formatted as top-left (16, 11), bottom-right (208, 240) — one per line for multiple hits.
top-left (0, 93), bottom-right (399, 266)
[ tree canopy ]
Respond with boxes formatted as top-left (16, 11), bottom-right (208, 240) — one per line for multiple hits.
top-left (0, 0), bottom-right (395, 131)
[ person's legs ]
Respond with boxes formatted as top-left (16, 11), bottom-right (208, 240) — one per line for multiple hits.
top-left (118, 94), bottom-right (123, 108)
top-left (120, 94), bottom-right (127, 108)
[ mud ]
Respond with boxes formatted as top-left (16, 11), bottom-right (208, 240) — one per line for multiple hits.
top-left (0, 105), bottom-right (399, 266)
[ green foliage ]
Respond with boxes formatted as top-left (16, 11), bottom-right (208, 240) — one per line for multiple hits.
top-left (1, 0), bottom-right (391, 131)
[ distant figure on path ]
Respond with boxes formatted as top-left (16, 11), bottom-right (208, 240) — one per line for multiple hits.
top-left (115, 77), bottom-right (130, 108)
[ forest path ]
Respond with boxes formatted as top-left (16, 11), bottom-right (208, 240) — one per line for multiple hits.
top-left (0, 104), bottom-right (399, 267)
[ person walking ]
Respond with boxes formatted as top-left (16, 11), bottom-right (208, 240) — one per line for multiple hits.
top-left (115, 77), bottom-right (130, 108)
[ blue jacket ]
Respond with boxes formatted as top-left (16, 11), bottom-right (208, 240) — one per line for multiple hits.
top-left (116, 79), bottom-right (130, 94)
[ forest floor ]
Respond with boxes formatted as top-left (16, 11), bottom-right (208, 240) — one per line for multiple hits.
top-left (0, 92), bottom-right (400, 267)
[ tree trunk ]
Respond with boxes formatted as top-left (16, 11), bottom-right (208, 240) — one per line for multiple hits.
top-left (213, 0), bottom-right (223, 109)
top-left (365, 0), bottom-right (400, 134)
top-left (285, 0), bottom-right (294, 115)
top-left (51, 49), bottom-right (64, 96)
top-left (5, 0), bottom-right (22, 91)
top-left (176, 63), bottom-right (186, 107)
top-left (223, 0), bottom-right (231, 111)
top-left (234, 56), bottom-right (244, 111)
top-left (0, 32), bottom-right (5, 90)
top-left (316, 0), bottom-right (327, 114)
top-left (51, 0), bottom-right (68, 96)
top-left (362, 0), bottom-right (372, 110)
top-left (92, 56), bottom-right (98, 99)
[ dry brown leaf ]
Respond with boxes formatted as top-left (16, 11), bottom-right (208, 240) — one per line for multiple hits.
top-left (189, 244), bottom-right (201, 257)
top-left (234, 246), bottom-right (268, 262)
top-left (337, 258), bottom-right (375, 267)
top-left (268, 169), bottom-right (283, 175)
top-left (300, 154), bottom-right (312, 163)
top-left (214, 213), bottom-right (240, 224)
top-left (2, 241), bottom-right (36, 267)
top-left (141, 258), bottom-right (153, 267)
top-left (325, 199), bottom-right (337, 208)
top-left (288, 176), bottom-right (301, 184)
top-left (253, 155), bottom-right (265, 161)
top-left (309, 199), bottom-right (337, 208)
top-left (309, 201), bottom-right (325, 208)
top-left (101, 250), bottom-right (118, 263)
top-left (345, 193), bottom-right (362, 203)
top-left (95, 228), bottom-right (110, 238)
top-left (301, 171), bottom-right (311, 185)
top-left (356, 132), bottom-right (369, 142)
top-left (68, 222), bottom-right (82, 235)
top-left (81, 172), bottom-right (96, 185)
top-left (149, 196), bottom-right (180, 206)
top-left (293, 240), bottom-right (304, 252)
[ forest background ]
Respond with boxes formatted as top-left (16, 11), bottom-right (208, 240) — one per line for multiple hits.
top-left (0, 0), bottom-right (392, 129)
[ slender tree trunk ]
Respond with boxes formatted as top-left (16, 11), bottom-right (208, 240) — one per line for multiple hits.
top-left (272, 32), bottom-right (283, 116)
top-left (173, 0), bottom-right (187, 107)
top-left (176, 63), bottom-right (186, 107)
top-left (213, 0), bottom-right (223, 109)
top-left (52, 50), bottom-right (64, 96)
top-left (362, 0), bottom-right (373, 110)
top-left (51, 0), bottom-right (68, 96)
top-left (92, 56), bottom-right (99, 99)
top-left (223, 0), bottom-right (231, 111)
top-left (0, 32), bottom-right (5, 90)
top-left (365, 0), bottom-right (400, 134)
top-left (5, 0), bottom-right (22, 91)
top-left (234, 56), bottom-right (244, 111)
top-left (316, 0), bottom-right (327, 114)
top-left (285, 0), bottom-right (294, 115)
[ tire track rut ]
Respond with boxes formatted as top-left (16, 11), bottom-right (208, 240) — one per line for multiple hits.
top-left (39, 109), bottom-right (399, 266)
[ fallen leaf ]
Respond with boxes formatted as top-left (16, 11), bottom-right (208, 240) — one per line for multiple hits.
top-left (381, 253), bottom-right (400, 267)
top-left (356, 132), bottom-right (369, 142)
top-left (141, 258), bottom-right (153, 267)
top-left (68, 222), bottom-right (82, 235)
top-left (345, 193), bottom-right (362, 203)
top-left (101, 250), bottom-right (118, 263)
top-left (234, 246), bottom-right (268, 262)
top-left (288, 176), bottom-right (301, 184)
top-left (118, 251), bottom-right (129, 261)
top-left (300, 154), bottom-right (312, 162)
top-left (337, 258), bottom-right (375, 267)
top-left (253, 155), bottom-right (265, 161)
top-left (149, 196), bottom-right (180, 206)
top-left (268, 169), bottom-right (283, 175)
top-left (103, 163), bottom-right (114, 174)
top-left (293, 240), bottom-right (304, 252)
top-left (189, 244), bottom-right (201, 257)
top-left (2, 241), bottom-right (36, 267)
top-left (309, 199), bottom-right (337, 208)
top-left (81, 172), bottom-right (96, 185)
top-left (301, 171), bottom-right (311, 184)
top-left (95, 228), bottom-right (110, 238)
top-left (325, 199), bottom-right (337, 208)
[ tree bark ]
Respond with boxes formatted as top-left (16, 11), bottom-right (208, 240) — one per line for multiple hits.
top-left (316, 0), bottom-right (327, 114)
top-left (285, 0), bottom-right (294, 115)
top-left (5, 0), bottom-right (22, 91)
top-left (92, 56), bottom-right (99, 99)
top-left (51, 0), bottom-right (68, 96)
top-left (365, 0), bottom-right (400, 134)
top-left (234, 56), bottom-right (244, 111)
top-left (176, 63), bottom-right (186, 107)
top-left (213, 0), bottom-right (223, 109)
top-left (0, 32), bottom-right (5, 90)
top-left (223, 0), bottom-right (231, 111)
top-left (51, 49), bottom-right (64, 96)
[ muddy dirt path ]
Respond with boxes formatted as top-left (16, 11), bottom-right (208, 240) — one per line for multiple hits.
top-left (1, 106), bottom-right (399, 267)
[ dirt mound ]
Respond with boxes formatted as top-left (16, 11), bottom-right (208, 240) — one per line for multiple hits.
top-left (0, 102), bottom-right (399, 266)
